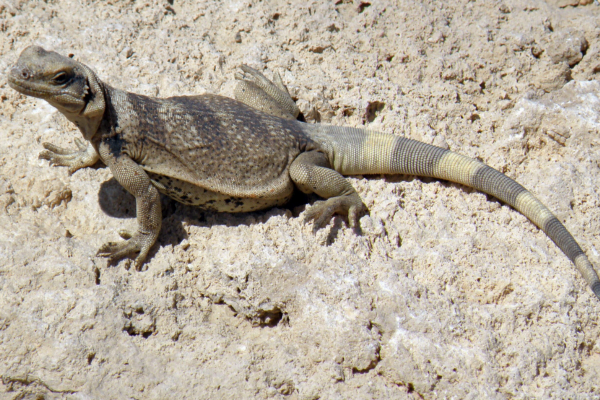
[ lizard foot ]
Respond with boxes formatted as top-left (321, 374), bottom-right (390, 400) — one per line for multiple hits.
top-left (304, 195), bottom-right (366, 229)
top-left (96, 229), bottom-right (156, 271)
top-left (234, 65), bottom-right (300, 119)
top-left (39, 138), bottom-right (99, 174)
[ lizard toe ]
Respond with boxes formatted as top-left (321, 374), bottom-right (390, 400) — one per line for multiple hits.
top-left (39, 141), bottom-right (99, 174)
top-left (347, 204), bottom-right (364, 228)
top-left (303, 200), bottom-right (332, 228)
top-left (96, 240), bottom-right (135, 260)
top-left (118, 229), bottom-right (135, 240)
top-left (39, 149), bottom-right (61, 164)
top-left (41, 142), bottom-right (73, 155)
top-left (304, 195), bottom-right (366, 229)
top-left (96, 231), bottom-right (156, 270)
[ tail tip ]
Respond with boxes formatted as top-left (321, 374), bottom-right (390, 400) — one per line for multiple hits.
top-left (592, 282), bottom-right (600, 301)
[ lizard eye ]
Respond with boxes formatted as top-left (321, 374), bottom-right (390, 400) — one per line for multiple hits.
top-left (52, 71), bottom-right (70, 85)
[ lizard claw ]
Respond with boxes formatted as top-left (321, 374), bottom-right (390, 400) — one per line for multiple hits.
top-left (304, 195), bottom-right (366, 229)
top-left (96, 230), bottom-right (156, 271)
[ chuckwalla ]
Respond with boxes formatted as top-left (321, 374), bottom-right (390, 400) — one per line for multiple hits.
top-left (8, 46), bottom-right (600, 300)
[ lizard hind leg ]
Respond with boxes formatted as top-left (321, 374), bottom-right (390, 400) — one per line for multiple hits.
top-left (289, 151), bottom-right (366, 228)
top-left (234, 65), bottom-right (300, 120)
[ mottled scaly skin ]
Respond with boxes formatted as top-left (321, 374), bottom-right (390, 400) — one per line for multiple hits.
top-left (8, 46), bottom-right (600, 301)
top-left (101, 88), bottom-right (311, 211)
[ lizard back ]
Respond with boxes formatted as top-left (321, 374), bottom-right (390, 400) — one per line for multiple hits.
top-left (104, 88), bottom-right (310, 201)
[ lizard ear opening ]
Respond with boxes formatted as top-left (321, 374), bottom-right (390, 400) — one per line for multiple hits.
top-left (80, 64), bottom-right (106, 121)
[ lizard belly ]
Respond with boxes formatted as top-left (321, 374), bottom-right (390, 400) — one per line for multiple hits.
top-left (148, 173), bottom-right (292, 212)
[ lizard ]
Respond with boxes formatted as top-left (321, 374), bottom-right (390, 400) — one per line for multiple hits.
top-left (7, 45), bottom-right (600, 301)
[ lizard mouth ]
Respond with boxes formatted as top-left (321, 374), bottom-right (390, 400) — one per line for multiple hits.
top-left (8, 67), bottom-right (84, 113)
top-left (8, 71), bottom-right (59, 98)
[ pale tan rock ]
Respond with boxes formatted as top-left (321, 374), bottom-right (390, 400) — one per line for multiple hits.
top-left (1, 1), bottom-right (600, 399)
top-left (546, 29), bottom-right (588, 67)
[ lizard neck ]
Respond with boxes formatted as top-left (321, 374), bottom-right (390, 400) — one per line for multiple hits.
top-left (62, 80), bottom-right (108, 141)
top-left (63, 111), bottom-right (102, 141)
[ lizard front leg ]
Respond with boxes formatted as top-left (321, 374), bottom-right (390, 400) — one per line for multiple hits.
top-left (39, 138), bottom-right (100, 174)
top-left (96, 141), bottom-right (161, 270)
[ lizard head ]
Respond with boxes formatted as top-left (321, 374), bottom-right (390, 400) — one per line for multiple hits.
top-left (8, 46), bottom-right (106, 139)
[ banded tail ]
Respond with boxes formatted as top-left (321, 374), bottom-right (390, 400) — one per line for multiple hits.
top-left (308, 125), bottom-right (600, 300)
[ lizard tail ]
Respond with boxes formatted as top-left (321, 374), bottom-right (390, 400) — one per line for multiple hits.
top-left (313, 125), bottom-right (600, 299)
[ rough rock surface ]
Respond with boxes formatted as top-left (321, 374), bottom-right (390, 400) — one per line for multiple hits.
top-left (1, 1), bottom-right (600, 399)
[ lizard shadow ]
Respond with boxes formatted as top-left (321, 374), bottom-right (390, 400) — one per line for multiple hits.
top-left (97, 172), bottom-right (502, 265)
top-left (97, 178), bottom-right (332, 261)
top-left (97, 178), bottom-right (189, 252)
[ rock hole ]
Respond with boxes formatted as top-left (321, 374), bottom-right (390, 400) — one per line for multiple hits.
top-left (260, 309), bottom-right (284, 327)
top-left (124, 326), bottom-right (137, 336)
top-left (123, 324), bottom-right (155, 338)
top-left (94, 266), bottom-right (101, 285)
top-left (358, 2), bottom-right (371, 13)
top-left (468, 113), bottom-right (480, 122)
top-left (365, 101), bottom-right (385, 122)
